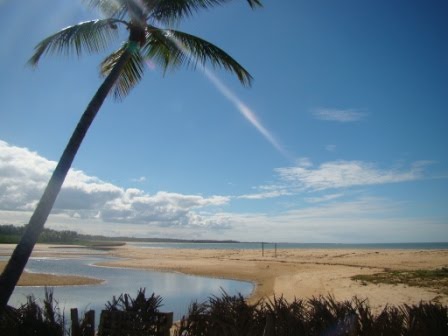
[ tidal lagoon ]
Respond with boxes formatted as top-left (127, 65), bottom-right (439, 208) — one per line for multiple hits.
top-left (3, 252), bottom-right (253, 322)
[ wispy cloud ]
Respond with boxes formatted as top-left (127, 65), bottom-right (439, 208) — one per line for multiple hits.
top-left (313, 108), bottom-right (367, 122)
top-left (237, 159), bottom-right (432, 204)
top-left (304, 193), bottom-right (344, 203)
top-left (131, 176), bottom-right (147, 183)
top-left (276, 159), bottom-right (430, 191)
top-left (237, 189), bottom-right (291, 200)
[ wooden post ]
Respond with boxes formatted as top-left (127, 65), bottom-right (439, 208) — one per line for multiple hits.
top-left (71, 308), bottom-right (80, 336)
top-left (158, 312), bottom-right (173, 336)
top-left (262, 242), bottom-right (264, 256)
top-left (84, 310), bottom-right (95, 336)
top-left (275, 243), bottom-right (277, 258)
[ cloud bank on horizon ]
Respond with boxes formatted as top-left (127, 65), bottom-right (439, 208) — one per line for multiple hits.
top-left (1, 139), bottom-right (444, 242)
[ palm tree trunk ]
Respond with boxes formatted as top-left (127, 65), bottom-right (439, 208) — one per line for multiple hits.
top-left (0, 46), bottom-right (133, 313)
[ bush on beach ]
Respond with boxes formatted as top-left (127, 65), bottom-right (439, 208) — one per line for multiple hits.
top-left (175, 292), bottom-right (448, 336)
top-left (0, 288), bottom-right (65, 336)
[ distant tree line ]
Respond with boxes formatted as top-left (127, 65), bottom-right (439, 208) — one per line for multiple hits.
top-left (0, 225), bottom-right (78, 244)
top-left (0, 224), bottom-right (239, 245)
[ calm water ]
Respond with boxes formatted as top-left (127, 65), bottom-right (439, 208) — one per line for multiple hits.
top-left (128, 241), bottom-right (448, 250)
top-left (7, 256), bottom-right (253, 322)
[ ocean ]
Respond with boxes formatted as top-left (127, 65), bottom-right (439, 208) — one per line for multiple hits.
top-left (127, 241), bottom-right (448, 250)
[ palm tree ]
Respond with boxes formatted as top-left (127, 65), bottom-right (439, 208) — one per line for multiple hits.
top-left (0, 0), bottom-right (262, 311)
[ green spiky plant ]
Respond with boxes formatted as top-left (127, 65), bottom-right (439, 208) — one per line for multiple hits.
top-left (99, 289), bottom-right (165, 335)
top-left (0, 0), bottom-right (262, 312)
top-left (175, 293), bottom-right (448, 335)
top-left (0, 288), bottom-right (66, 336)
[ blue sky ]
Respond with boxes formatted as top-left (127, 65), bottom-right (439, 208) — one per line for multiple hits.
top-left (0, 0), bottom-right (447, 242)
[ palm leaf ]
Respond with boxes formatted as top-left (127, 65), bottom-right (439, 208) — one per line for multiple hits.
top-left (144, 26), bottom-right (253, 86)
top-left (85, 0), bottom-right (143, 20)
top-left (149, 0), bottom-right (262, 24)
top-left (86, 0), bottom-right (262, 24)
top-left (28, 19), bottom-right (123, 66)
top-left (101, 42), bottom-right (145, 100)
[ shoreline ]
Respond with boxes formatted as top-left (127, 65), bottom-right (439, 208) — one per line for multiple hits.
top-left (0, 244), bottom-right (105, 287)
top-left (0, 261), bottom-right (104, 287)
top-left (1, 244), bottom-right (447, 312)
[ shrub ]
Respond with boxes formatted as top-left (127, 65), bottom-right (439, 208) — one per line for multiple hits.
top-left (0, 288), bottom-right (66, 336)
top-left (98, 288), bottom-right (167, 336)
top-left (175, 292), bottom-right (448, 336)
top-left (176, 291), bottom-right (264, 336)
top-left (2, 289), bottom-right (447, 335)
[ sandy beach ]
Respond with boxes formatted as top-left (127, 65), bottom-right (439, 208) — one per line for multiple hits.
top-left (1, 244), bottom-right (447, 311)
top-left (99, 245), bottom-right (448, 312)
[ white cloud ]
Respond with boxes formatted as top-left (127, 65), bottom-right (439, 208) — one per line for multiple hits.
top-left (131, 176), bottom-right (147, 183)
top-left (275, 159), bottom-right (429, 191)
top-left (237, 189), bottom-right (291, 200)
top-left (313, 108), bottom-right (367, 122)
top-left (0, 140), bottom-right (230, 228)
top-left (101, 190), bottom-right (229, 226)
top-left (1, 140), bottom-right (443, 242)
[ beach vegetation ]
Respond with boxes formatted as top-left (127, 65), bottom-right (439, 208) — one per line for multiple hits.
top-left (1, 289), bottom-right (447, 335)
top-left (98, 288), bottom-right (168, 336)
top-left (176, 292), bottom-right (448, 335)
top-left (0, 225), bottom-right (79, 245)
top-left (0, 0), bottom-right (262, 310)
top-left (352, 267), bottom-right (448, 295)
top-left (0, 288), bottom-right (65, 336)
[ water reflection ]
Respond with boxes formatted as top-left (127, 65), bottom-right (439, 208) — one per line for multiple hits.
top-left (9, 256), bottom-right (253, 321)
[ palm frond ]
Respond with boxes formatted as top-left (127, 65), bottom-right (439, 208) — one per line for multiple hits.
top-left (101, 42), bottom-right (145, 100)
top-left (144, 26), bottom-right (253, 86)
top-left (150, 0), bottom-right (262, 24)
top-left (85, 0), bottom-right (143, 20)
top-left (28, 19), bottom-right (123, 66)
top-left (86, 0), bottom-right (262, 24)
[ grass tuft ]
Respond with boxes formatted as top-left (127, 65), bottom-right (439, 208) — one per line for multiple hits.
top-left (352, 267), bottom-right (448, 295)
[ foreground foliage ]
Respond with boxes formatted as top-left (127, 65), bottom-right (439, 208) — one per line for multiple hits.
top-left (1, 289), bottom-right (447, 335)
top-left (176, 292), bottom-right (448, 336)
top-left (0, 289), bottom-right (65, 336)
